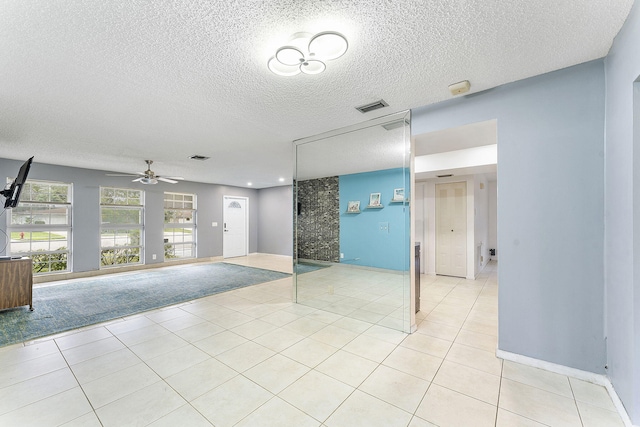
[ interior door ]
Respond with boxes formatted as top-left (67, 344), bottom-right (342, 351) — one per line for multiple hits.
top-left (223, 196), bottom-right (248, 258)
top-left (436, 182), bottom-right (467, 277)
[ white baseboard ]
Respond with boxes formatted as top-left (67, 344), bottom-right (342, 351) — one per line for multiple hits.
top-left (34, 256), bottom-right (223, 285)
top-left (496, 349), bottom-right (636, 427)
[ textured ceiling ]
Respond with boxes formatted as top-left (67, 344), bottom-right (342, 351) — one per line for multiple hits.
top-left (0, 0), bottom-right (633, 188)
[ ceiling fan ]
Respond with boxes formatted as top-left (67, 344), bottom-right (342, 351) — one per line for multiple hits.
top-left (106, 160), bottom-right (184, 184)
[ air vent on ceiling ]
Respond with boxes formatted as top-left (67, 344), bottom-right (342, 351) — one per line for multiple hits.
top-left (436, 174), bottom-right (453, 178)
top-left (355, 99), bottom-right (389, 114)
top-left (382, 119), bottom-right (410, 131)
top-left (189, 155), bottom-right (210, 161)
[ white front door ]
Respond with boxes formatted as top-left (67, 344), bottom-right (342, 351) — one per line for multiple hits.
top-left (436, 182), bottom-right (467, 277)
top-left (223, 196), bottom-right (248, 258)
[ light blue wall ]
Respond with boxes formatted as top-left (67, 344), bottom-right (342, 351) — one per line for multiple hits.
top-left (257, 185), bottom-right (293, 256)
top-left (339, 168), bottom-right (409, 271)
top-left (412, 60), bottom-right (606, 374)
top-left (604, 0), bottom-right (640, 421)
top-left (0, 159), bottom-right (262, 272)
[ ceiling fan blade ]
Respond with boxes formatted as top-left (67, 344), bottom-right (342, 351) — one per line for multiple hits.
top-left (158, 177), bottom-right (178, 184)
top-left (132, 177), bottom-right (143, 182)
top-left (106, 173), bottom-right (140, 177)
top-left (164, 176), bottom-right (184, 181)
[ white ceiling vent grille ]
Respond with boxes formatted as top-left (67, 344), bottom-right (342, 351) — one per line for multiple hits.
top-left (189, 155), bottom-right (210, 161)
top-left (355, 99), bottom-right (389, 113)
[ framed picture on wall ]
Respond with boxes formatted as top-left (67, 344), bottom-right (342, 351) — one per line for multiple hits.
top-left (393, 188), bottom-right (405, 201)
top-left (369, 192), bottom-right (381, 206)
top-left (347, 200), bottom-right (360, 212)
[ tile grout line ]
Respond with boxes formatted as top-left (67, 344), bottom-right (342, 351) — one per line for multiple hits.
top-left (53, 333), bottom-right (106, 426)
top-left (114, 306), bottom-right (238, 426)
top-left (418, 270), bottom-right (502, 424)
top-left (406, 274), bottom-right (464, 424)
top-left (568, 376), bottom-right (586, 427)
top-left (495, 352), bottom-right (504, 427)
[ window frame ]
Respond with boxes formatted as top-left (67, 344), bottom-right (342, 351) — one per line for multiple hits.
top-left (7, 179), bottom-right (72, 275)
top-left (99, 186), bottom-right (144, 268)
top-left (163, 191), bottom-right (196, 260)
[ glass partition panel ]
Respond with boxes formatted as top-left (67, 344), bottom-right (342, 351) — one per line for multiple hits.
top-left (294, 111), bottom-right (413, 332)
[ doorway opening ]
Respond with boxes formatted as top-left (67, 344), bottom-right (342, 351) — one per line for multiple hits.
top-left (413, 119), bottom-right (498, 279)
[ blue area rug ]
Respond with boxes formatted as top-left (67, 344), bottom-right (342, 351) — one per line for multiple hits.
top-left (0, 262), bottom-right (290, 347)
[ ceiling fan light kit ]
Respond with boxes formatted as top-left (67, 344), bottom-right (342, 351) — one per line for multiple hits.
top-left (106, 160), bottom-right (184, 185)
top-left (268, 31), bottom-right (348, 76)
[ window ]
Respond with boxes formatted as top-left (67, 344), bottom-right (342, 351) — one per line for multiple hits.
top-left (8, 180), bottom-right (72, 274)
top-left (164, 192), bottom-right (196, 259)
top-left (100, 187), bottom-right (143, 267)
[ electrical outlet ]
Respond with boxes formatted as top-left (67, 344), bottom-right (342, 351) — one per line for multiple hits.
top-left (212, 222), bottom-right (218, 227)
top-left (340, 253), bottom-right (344, 259)
top-left (152, 254), bottom-right (156, 260)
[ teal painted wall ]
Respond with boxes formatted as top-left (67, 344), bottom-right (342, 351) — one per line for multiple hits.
top-left (339, 168), bottom-right (409, 271)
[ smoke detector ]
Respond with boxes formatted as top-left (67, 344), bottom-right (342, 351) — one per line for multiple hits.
top-left (448, 80), bottom-right (471, 95)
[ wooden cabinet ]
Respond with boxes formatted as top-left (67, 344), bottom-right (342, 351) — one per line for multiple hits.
top-left (0, 258), bottom-right (33, 311)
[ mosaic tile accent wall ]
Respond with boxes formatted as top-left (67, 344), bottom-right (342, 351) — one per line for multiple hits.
top-left (296, 176), bottom-right (340, 262)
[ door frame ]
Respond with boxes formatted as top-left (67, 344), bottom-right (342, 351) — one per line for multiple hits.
top-left (435, 181), bottom-right (468, 278)
top-left (222, 195), bottom-right (249, 258)
top-left (425, 177), bottom-right (475, 279)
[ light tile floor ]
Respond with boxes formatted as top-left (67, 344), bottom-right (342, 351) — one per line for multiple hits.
top-left (296, 262), bottom-right (406, 331)
top-left (0, 256), bottom-right (625, 426)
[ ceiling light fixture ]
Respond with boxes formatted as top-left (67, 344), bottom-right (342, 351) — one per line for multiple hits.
top-left (268, 31), bottom-right (348, 76)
